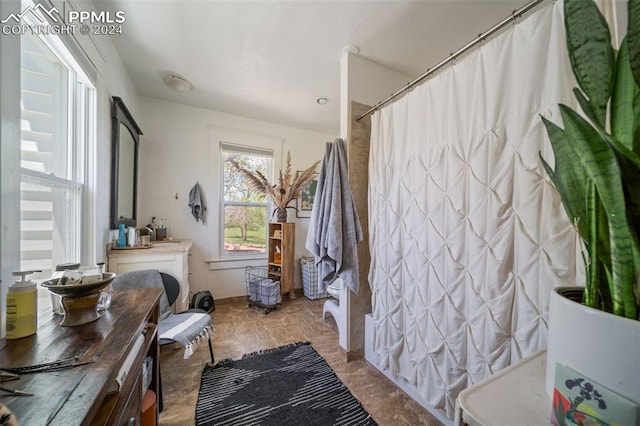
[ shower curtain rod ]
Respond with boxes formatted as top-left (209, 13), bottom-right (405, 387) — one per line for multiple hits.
top-left (356, 0), bottom-right (546, 122)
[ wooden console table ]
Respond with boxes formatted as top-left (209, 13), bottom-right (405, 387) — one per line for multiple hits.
top-left (0, 288), bottom-right (161, 425)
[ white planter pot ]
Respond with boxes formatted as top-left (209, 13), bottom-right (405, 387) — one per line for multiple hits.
top-left (546, 286), bottom-right (640, 405)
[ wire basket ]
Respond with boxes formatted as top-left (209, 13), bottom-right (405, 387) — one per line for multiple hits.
top-left (300, 256), bottom-right (329, 300)
top-left (245, 266), bottom-right (281, 313)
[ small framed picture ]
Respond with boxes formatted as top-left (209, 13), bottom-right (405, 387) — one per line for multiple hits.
top-left (296, 171), bottom-right (319, 218)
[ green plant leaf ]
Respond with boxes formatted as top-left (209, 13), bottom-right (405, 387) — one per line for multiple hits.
top-left (633, 244), bottom-right (640, 320)
top-left (564, 0), bottom-right (614, 127)
top-left (579, 179), bottom-right (614, 312)
top-left (567, 91), bottom-right (640, 307)
top-left (597, 259), bottom-right (614, 313)
top-left (559, 105), bottom-right (637, 319)
top-left (615, 152), bottom-right (640, 243)
top-left (628, 0), bottom-right (640, 87)
top-left (612, 39), bottom-right (639, 151)
top-left (582, 130), bottom-right (640, 315)
top-left (587, 123), bottom-right (640, 241)
top-left (635, 91), bottom-right (640, 155)
top-left (544, 0), bottom-right (640, 321)
top-left (540, 115), bottom-right (589, 239)
top-left (573, 87), bottom-right (600, 126)
top-left (584, 181), bottom-right (599, 307)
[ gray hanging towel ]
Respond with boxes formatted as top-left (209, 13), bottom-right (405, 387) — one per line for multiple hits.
top-left (188, 182), bottom-right (207, 224)
top-left (305, 138), bottom-right (363, 294)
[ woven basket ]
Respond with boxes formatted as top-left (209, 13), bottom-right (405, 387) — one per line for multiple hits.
top-left (300, 256), bottom-right (329, 300)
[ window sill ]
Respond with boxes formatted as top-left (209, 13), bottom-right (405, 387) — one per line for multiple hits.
top-left (206, 256), bottom-right (267, 271)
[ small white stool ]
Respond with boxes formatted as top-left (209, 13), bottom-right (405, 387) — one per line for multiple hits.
top-left (322, 278), bottom-right (342, 331)
top-left (322, 298), bottom-right (340, 320)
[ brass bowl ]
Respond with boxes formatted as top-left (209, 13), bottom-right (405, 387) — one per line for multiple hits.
top-left (42, 273), bottom-right (116, 327)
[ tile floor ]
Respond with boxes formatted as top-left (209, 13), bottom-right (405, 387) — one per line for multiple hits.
top-left (158, 294), bottom-right (443, 426)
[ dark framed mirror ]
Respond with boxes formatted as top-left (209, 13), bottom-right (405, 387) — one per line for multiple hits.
top-left (110, 96), bottom-right (143, 229)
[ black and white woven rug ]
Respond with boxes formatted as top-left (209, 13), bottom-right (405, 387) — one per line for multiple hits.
top-left (195, 342), bottom-right (377, 425)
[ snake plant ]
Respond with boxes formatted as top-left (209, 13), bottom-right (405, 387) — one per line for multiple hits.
top-left (540, 0), bottom-right (640, 320)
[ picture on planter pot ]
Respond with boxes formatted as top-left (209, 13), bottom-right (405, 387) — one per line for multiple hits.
top-left (296, 171), bottom-right (318, 218)
top-left (551, 364), bottom-right (637, 426)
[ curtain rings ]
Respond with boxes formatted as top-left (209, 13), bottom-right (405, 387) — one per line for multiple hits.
top-left (478, 33), bottom-right (488, 48)
top-left (512, 11), bottom-right (522, 27)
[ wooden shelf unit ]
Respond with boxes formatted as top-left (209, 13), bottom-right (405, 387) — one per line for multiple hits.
top-left (268, 222), bottom-right (295, 298)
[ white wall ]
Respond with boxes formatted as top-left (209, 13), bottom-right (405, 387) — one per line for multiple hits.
top-left (137, 97), bottom-right (332, 300)
top-left (338, 52), bottom-right (411, 350)
top-left (340, 52), bottom-right (411, 139)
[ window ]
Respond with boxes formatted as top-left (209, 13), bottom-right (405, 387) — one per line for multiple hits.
top-left (221, 144), bottom-right (272, 256)
top-left (19, 23), bottom-right (96, 286)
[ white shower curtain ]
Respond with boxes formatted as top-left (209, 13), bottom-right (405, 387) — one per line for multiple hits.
top-left (369, 2), bottom-right (583, 417)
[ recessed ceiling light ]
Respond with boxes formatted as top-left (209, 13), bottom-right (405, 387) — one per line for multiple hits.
top-left (164, 74), bottom-right (193, 92)
top-left (316, 97), bottom-right (330, 105)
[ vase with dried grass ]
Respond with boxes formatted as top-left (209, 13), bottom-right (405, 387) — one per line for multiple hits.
top-left (230, 152), bottom-right (320, 222)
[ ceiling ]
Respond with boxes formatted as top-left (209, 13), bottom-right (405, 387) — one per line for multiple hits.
top-left (97, 0), bottom-right (532, 134)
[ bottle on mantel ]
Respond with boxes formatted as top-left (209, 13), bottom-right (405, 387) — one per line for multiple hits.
top-left (117, 223), bottom-right (126, 248)
top-left (6, 270), bottom-right (38, 339)
top-left (147, 216), bottom-right (158, 242)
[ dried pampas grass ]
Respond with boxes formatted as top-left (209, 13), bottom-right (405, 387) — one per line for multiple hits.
top-left (230, 151), bottom-right (320, 210)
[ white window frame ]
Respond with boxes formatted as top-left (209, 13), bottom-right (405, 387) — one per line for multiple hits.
top-left (220, 143), bottom-right (273, 259)
top-left (18, 7), bottom-right (97, 296)
top-left (1, 0), bottom-right (22, 341)
top-left (207, 127), bottom-right (283, 270)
